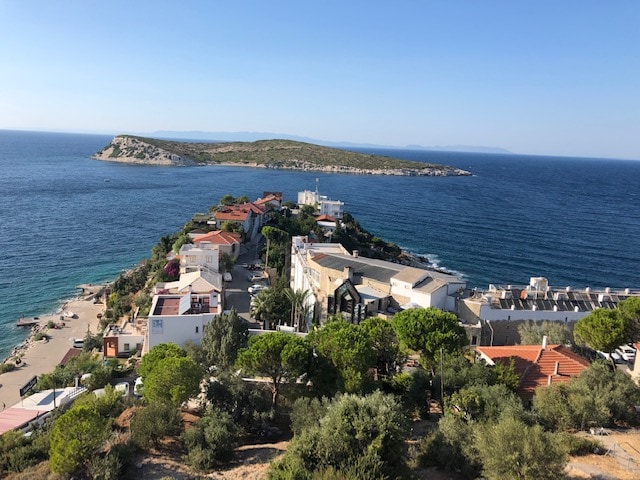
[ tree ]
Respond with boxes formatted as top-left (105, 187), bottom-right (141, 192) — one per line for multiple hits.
top-left (392, 307), bottom-right (467, 364)
top-left (221, 220), bottom-right (241, 234)
top-left (619, 296), bottom-right (640, 340)
top-left (474, 415), bottom-right (567, 480)
top-left (533, 361), bottom-right (640, 430)
top-left (250, 279), bottom-right (292, 329)
top-left (284, 288), bottom-right (311, 332)
top-left (359, 317), bottom-right (405, 377)
top-left (574, 308), bottom-right (630, 353)
top-left (517, 320), bottom-right (570, 345)
top-left (220, 252), bottom-right (236, 273)
top-left (201, 310), bottom-right (249, 371)
top-left (137, 342), bottom-right (186, 380)
top-left (49, 405), bottom-right (109, 474)
top-left (130, 402), bottom-right (182, 448)
top-left (172, 231), bottom-right (192, 253)
top-left (236, 331), bottom-right (312, 409)
top-left (448, 383), bottom-right (524, 422)
top-left (143, 355), bottom-right (202, 405)
top-left (270, 392), bottom-right (410, 480)
top-left (308, 320), bottom-right (375, 394)
top-left (184, 407), bottom-right (239, 469)
top-left (261, 225), bottom-right (289, 270)
top-left (219, 194), bottom-right (235, 206)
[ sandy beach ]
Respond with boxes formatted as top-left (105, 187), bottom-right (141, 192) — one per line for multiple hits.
top-left (0, 291), bottom-right (106, 409)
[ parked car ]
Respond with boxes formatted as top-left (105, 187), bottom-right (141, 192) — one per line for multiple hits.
top-left (248, 284), bottom-right (268, 295)
top-left (223, 272), bottom-right (233, 282)
top-left (248, 272), bottom-right (266, 282)
top-left (134, 377), bottom-right (144, 397)
top-left (114, 381), bottom-right (130, 397)
top-left (616, 345), bottom-right (636, 362)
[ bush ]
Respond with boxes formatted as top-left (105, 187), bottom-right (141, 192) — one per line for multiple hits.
top-left (270, 392), bottom-right (410, 479)
top-left (414, 414), bottom-right (480, 477)
top-left (130, 403), bottom-right (181, 448)
top-left (290, 396), bottom-right (331, 436)
top-left (0, 429), bottom-right (50, 474)
top-left (0, 363), bottom-right (16, 374)
top-left (474, 415), bottom-right (567, 480)
top-left (558, 433), bottom-right (604, 456)
top-left (207, 373), bottom-right (271, 431)
top-left (184, 408), bottom-right (238, 469)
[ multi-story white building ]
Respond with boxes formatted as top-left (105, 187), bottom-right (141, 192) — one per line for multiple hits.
top-left (290, 236), bottom-right (465, 327)
top-left (461, 277), bottom-right (640, 345)
top-left (179, 242), bottom-right (219, 274)
top-left (297, 190), bottom-right (344, 219)
top-left (147, 269), bottom-right (223, 350)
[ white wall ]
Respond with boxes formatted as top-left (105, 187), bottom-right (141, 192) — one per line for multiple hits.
top-left (148, 313), bottom-right (215, 350)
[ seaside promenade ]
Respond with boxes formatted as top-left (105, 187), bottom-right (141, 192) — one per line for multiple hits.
top-left (0, 294), bottom-right (105, 411)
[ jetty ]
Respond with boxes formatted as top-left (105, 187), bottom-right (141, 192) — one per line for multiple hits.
top-left (16, 317), bottom-right (40, 327)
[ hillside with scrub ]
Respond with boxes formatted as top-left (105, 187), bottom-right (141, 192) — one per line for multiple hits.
top-left (93, 136), bottom-right (472, 176)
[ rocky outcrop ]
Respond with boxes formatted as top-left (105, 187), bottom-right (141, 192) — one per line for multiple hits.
top-left (92, 136), bottom-right (197, 166)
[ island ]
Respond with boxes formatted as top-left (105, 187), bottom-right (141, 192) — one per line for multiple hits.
top-left (93, 135), bottom-right (472, 176)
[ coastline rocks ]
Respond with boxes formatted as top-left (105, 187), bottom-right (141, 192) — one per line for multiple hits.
top-left (92, 136), bottom-right (197, 166)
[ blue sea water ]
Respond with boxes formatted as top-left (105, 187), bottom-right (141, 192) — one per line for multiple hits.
top-left (1, 130), bottom-right (639, 359)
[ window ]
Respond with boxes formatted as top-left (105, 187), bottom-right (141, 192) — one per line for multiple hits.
top-left (195, 326), bottom-right (199, 333)
top-left (151, 319), bottom-right (163, 334)
top-left (124, 343), bottom-right (130, 351)
top-left (471, 335), bottom-right (478, 346)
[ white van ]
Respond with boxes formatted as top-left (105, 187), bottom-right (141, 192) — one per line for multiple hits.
top-left (72, 338), bottom-right (84, 349)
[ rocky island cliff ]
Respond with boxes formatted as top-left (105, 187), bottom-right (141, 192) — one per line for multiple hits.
top-left (93, 135), bottom-right (472, 176)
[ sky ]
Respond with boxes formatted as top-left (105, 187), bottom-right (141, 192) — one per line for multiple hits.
top-left (1, 1), bottom-right (639, 159)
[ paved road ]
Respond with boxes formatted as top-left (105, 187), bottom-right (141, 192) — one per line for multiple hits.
top-left (225, 238), bottom-right (265, 327)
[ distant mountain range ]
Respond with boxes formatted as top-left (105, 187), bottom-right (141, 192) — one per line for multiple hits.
top-left (143, 130), bottom-right (512, 155)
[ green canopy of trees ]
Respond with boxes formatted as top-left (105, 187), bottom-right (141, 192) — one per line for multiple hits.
top-left (137, 342), bottom-right (186, 380)
top-left (574, 308), bottom-right (630, 353)
top-left (392, 307), bottom-right (467, 363)
top-left (533, 361), bottom-right (640, 430)
top-left (49, 405), bottom-right (109, 474)
top-left (270, 392), bottom-right (410, 479)
top-left (143, 355), bottom-right (202, 405)
top-left (201, 310), bottom-right (249, 371)
top-left (236, 331), bottom-right (312, 409)
top-left (308, 320), bottom-right (375, 394)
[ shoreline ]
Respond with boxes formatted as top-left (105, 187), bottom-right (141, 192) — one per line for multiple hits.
top-left (0, 289), bottom-right (107, 409)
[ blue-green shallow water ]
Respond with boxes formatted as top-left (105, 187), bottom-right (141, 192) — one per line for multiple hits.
top-left (1, 130), bottom-right (639, 359)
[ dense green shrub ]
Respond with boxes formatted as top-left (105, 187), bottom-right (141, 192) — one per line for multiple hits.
top-left (414, 414), bottom-right (480, 477)
top-left (206, 372), bottom-right (271, 430)
top-left (558, 433), bottom-right (604, 456)
top-left (290, 396), bottom-right (331, 436)
top-left (270, 392), bottom-right (410, 479)
top-left (130, 402), bottom-right (181, 448)
top-left (183, 408), bottom-right (238, 469)
top-left (0, 429), bottom-right (50, 474)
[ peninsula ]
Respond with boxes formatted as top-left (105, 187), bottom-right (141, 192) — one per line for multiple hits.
top-left (93, 135), bottom-right (471, 176)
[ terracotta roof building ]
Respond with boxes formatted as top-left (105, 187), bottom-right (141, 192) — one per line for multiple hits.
top-left (475, 340), bottom-right (590, 400)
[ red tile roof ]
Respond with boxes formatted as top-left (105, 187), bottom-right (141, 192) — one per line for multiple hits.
top-left (476, 344), bottom-right (590, 397)
top-left (194, 230), bottom-right (241, 245)
top-left (315, 214), bottom-right (336, 222)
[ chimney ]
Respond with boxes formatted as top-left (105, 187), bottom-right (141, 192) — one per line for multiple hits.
top-left (542, 335), bottom-right (548, 349)
top-left (352, 250), bottom-right (359, 258)
top-left (548, 375), bottom-right (553, 385)
top-left (343, 266), bottom-right (353, 281)
top-left (554, 361), bottom-right (560, 376)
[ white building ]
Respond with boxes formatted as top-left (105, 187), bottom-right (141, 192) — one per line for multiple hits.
top-left (297, 190), bottom-right (344, 219)
top-left (147, 269), bottom-right (223, 350)
top-left (179, 242), bottom-right (219, 274)
top-left (290, 236), bottom-right (465, 325)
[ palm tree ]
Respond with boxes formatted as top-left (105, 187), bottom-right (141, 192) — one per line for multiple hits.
top-left (250, 290), bottom-right (272, 329)
top-left (285, 288), bottom-right (311, 332)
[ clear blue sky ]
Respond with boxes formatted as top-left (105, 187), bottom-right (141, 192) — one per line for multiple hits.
top-left (1, 1), bottom-right (638, 159)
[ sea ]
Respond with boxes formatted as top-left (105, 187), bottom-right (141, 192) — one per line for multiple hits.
top-left (1, 130), bottom-right (639, 359)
